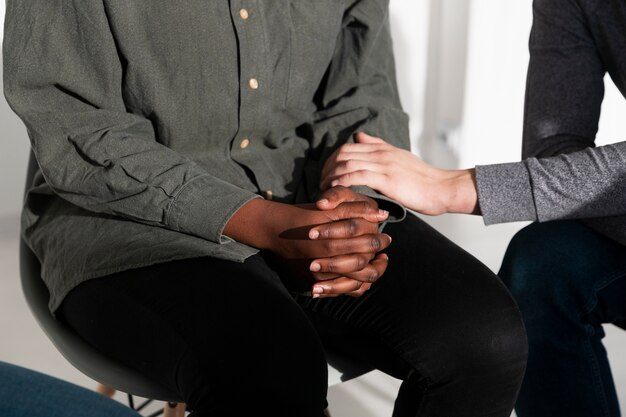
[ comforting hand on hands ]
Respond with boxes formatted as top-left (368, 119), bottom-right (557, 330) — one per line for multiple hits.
top-left (321, 132), bottom-right (480, 216)
top-left (225, 130), bottom-right (478, 299)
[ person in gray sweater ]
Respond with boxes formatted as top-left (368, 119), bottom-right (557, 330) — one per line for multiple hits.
top-left (318, 0), bottom-right (626, 416)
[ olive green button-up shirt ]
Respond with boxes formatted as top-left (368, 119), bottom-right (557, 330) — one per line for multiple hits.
top-left (4, 0), bottom-right (409, 312)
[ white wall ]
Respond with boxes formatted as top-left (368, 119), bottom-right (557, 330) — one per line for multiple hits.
top-left (389, 0), bottom-right (430, 147)
top-left (417, 0), bottom-right (471, 168)
top-left (459, 0), bottom-right (626, 168)
top-left (458, 0), bottom-right (532, 167)
top-left (597, 76), bottom-right (626, 147)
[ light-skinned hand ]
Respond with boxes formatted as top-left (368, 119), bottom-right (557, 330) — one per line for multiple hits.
top-left (320, 132), bottom-right (480, 215)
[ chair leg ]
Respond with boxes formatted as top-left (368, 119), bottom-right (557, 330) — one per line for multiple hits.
top-left (96, 384), bottom-right (116, 398)
top-left (164, 402), bottom-right (186, 417)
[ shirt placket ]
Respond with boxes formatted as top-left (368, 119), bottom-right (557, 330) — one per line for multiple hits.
top-left (229, 1), bottom-right (274, 200)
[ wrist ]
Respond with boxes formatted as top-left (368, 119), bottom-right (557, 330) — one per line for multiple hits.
top-left (223, 198), bottom-right (282, 250)
top-left (442, 169), bottom-right (480, 215)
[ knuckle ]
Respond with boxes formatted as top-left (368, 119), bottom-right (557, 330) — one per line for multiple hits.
top-left (367, 270), bottom-right (379, 283)
top-left (368, 236), bottom-right (382, 251)
top-left (357, 201), bottom-right (370, 211)
top-left (363, 198), bottom-right (377, 208)
top-left (345, 159), bottom-right (358, 170)
top-left (335, 206), bottom-right (348, 219)
top-left (326, 261), bottom-right (335, 273)
top-left (326, 188), bottom-right (339, 199)
top-left (356, 256), bottom-right (367, 270)
top-left (346, 219), bottom-right (358, 236)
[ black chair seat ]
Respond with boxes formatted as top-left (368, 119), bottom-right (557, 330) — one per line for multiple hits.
top-left (20, 239), bottom-right (183, 402)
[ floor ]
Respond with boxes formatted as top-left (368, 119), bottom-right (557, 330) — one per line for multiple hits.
top-left (1, 213), bottom-right (625, 416)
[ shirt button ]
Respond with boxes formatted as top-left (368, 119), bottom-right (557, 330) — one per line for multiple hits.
top-left (239, 8), bottom-right (249, 20)
top-left (249, 78), bottom-right (259, 90)
top-left (240, 138), bottom-right (250, 149)
top-left (266, 190), bottom-right (273, 201)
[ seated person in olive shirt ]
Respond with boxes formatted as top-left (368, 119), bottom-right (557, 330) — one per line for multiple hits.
top-left (3, 1), bottom-right (526, 416)
top-left (322, 1), bottom-right (626, 416)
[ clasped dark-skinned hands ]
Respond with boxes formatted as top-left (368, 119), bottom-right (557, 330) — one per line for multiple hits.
top-left (224, 186), bottom-right (391, 299)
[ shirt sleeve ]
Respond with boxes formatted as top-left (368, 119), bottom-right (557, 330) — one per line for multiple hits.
top-left (522, 0), bottom-right (604, 160)
top-left (302, 0), bottom-right (409, 221)
top-left (3, 1), bottom-right (259, 244)
top-left (476, 0), bottom-right (626, 235)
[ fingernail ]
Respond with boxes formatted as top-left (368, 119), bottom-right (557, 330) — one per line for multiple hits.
top-left (312, 286), bottom-right (324, 294)
top-left (312, 294), bottom-right (320, 298)
top-left (310, 262), bottom-right (321, 272)
top-left (378, 210), bottom-right (389, 217)
top-left (309, 229), bottom-right (320, 239)
top-left (331, 180), bottom-right (339, 187)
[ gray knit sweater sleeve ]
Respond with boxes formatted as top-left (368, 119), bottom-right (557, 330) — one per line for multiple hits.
top-left (476, 142), bottom-right (626, 225)
top-left (475, 0), bottom-right (626, 246)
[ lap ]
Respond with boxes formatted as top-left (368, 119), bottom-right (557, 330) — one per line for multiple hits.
top-left (296, 214), bottom-right (524, 380)
top-left (59, 255), bottom-right (328, 414)
top-left (59, 214), bottom-right (525, 410)
top-left (499, 220), bottom-right (626, 321)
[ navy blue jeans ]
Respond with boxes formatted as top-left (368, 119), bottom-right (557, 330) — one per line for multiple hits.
top-left (499, 220), bottom-right (626, 417)
top-left (0, 361), bottom-right (139, 417)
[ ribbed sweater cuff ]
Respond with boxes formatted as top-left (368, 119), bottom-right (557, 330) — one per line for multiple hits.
top-left (475, 162), bottom-right (538, 225)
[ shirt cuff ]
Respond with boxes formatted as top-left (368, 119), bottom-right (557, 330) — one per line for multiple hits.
top-left (166, 175), bottom-right (261, 243)
top-left (475, 162), bottom-right (538, 225)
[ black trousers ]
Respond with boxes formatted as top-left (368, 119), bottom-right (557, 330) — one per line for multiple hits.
top-left (59, 215), bottom-right (527, 417)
